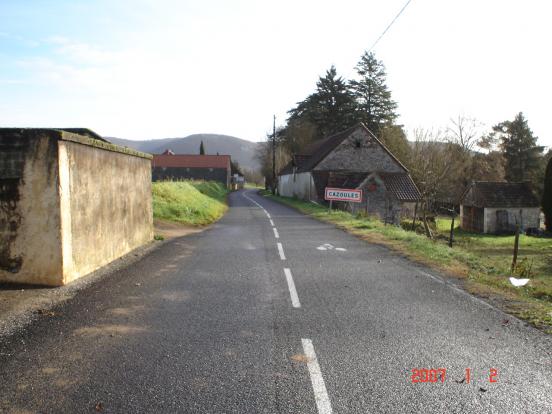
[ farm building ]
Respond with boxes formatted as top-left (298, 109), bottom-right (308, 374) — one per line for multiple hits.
top-left (278, 123), bottom-right (420, 224)
top-left (152, 150), bottom-right (231, 188)
top-left (460, 181), bottom-right (541, 234)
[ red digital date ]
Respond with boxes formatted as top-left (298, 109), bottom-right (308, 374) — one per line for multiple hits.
top-left (411, 368), bottom-right (498, 384)
top-left (411, 368), bottom-right (446, 383)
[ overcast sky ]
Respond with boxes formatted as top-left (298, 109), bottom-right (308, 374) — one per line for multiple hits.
top-left (1, 0), bottom-right (550, 148)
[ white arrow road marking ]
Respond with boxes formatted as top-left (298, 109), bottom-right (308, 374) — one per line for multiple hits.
top-left (283, 268), bottom-right (301, 308)
top-left (277, 242), bottom-right (286, 260)
top-left (302, 338), bottom-right (333, 414)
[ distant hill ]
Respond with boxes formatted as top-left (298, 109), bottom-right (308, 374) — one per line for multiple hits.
top-left (107, 134), bottom-right (261, 171)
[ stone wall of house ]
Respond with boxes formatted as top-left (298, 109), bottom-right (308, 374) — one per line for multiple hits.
top-left (484, 207), bottom-right (540, 234)
top-left (0, 129), bottom-right (153, 286)
top-left (314, 128), bottom-right (404, 173)
top-left (278, 172), bottom-right (314, 200)
top-left (349, 174), bottom-right (402, 224)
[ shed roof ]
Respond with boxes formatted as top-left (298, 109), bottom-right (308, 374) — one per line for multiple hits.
top-left (461, 181), bottom-right (540, 208)
top-left (378, 172), bottom-right (421, 202)
top-left (152, 153), bottom-right (231, 169)
top-left (326, 171), bottom-right (421, 202)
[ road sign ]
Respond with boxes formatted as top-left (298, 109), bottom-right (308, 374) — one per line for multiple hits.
top-left (324, 187), bottom-right (363, 203)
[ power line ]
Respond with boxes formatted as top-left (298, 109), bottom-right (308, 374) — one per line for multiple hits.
top-left (369, 0), bottom-right (414, 52)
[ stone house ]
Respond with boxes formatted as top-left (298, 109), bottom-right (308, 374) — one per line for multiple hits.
top-left (278, 123), bottom-right (421, 224)
top-left (152, 150), bottom-right (232, 188)
top-left (460, 181), bottom-right (541, 234)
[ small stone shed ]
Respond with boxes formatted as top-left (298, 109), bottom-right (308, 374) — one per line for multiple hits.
top-left (460, 181), bottom-right (541, 234)
top-left (0, 128), bottom-right (153, 286)
top-left (278, 123), bottom-right (420, 224)
top-left (152, 151), bottom-right (232, 188)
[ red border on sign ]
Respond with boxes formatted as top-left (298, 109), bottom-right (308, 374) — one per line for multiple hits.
top-left (324, 187), bottom-right (363, 202)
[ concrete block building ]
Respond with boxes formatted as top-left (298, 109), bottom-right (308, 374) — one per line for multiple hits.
top-left (0, 128), bottom-right (153, 286)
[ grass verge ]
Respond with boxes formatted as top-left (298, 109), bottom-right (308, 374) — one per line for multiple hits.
top-left (153, 181), bottom-right (229, 226)
top-left (262, 191), bottom-right (552, 333)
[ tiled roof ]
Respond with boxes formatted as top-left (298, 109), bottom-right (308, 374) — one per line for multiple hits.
top-left (323, 171), bottom-right (421, 202)
top-left (461, 181), bottom-right (540, 208)
top-left (152, 154), bottom-right (231, 169)
top-left (378, 172), bottom-right (421, 202)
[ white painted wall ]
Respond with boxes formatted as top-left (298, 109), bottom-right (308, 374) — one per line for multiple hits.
top-left (278, 172), bottom-right (315, 200)
top-left (484, 207), bottom-right (540, 233)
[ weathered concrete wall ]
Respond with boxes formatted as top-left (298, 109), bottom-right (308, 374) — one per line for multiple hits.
top-left (0, 130), bottom-right (64, 285)
top-left (60, 140), bottom-right (153, 284)
top-left (0, 129), bottom-right (153, 286)
top-left (484, 207), bottom-right (540, 234)
top-left (315, 128), bottom-right (404, 173)
top-left (278, 172), bottom-right (314, 200)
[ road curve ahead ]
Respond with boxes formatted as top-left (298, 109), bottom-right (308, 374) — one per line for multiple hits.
top-left (0, 189), bottom-right (551, 413)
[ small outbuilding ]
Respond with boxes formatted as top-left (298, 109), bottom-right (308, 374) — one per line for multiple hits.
top-left (0, 128), bottom-right (153, 286)
top-left (278, 123), bottom-right (420, 224)
top-left (152, 151), bottom-right (231, 188)
top-left (460, 181), bottom-right (541, 234)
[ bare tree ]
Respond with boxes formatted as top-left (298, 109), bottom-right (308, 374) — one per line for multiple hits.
top-left (407, 128), bottom-right (456, 237)
top-left (446, 115), bottom-right (482, 153)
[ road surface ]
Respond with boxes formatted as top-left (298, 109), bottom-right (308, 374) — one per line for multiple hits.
top-left (0, 189), bottom-right (551, 413)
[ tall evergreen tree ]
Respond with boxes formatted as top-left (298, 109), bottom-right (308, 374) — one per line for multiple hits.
top-left (493, 112), bottom-right (543, 182)
top-left (199, 140), bottom-right (205, 155)
top-left (287, 66), bottom-right (357, 139)
top-left (543, 156), bottom-right (552, 231)
top-left (350, 51), bottom-right (398, 134)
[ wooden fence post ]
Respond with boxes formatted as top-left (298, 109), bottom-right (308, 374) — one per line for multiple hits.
top-left (511, 224), bottom-right (520, 272)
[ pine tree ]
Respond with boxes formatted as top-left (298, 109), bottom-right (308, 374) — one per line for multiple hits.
top-left (199, 140), bottom-right (205, 155)
top-left (493, 112), bottom-right (544, 182)
top-left (543, 156), bottom-right (552, 231)
top-left (287, 66), bottom-right (357, 138)
top-left (350, 51), bottom-right (398, 134)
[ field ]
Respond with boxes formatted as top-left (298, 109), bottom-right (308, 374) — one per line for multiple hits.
top-left (152, 181), bottom-right (229, 226)
top-left (263, 192), bottom-right (552, 332)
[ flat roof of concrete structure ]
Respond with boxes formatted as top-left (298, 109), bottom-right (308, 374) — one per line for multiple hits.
top-left (0, 128), bottom-right (152, 160)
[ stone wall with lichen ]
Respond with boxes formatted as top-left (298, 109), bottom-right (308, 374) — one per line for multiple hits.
top-left (314, 128), bottom-right (405, 173)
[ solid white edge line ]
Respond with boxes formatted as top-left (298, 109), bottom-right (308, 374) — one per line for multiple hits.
top-left (277, 242), bottom-right (286, 260)
top-left (302, 338), bottom-right (333, 414)
top-left (273, 227), bottom-right (280, 239)
top-left (283, 268), bottom-right (301, 308)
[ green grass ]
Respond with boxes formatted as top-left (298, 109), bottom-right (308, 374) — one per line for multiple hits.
top-left (152, 181), bottom-right (229, 226)
top-left (263, 193), bottom-right (552, 332)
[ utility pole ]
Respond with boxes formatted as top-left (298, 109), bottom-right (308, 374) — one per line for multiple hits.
top-left (272, 115), bottom-right (276, 195)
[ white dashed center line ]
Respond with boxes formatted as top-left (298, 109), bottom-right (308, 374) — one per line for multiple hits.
top-left (269, 219), bottom-right (275, 226)
top-left (284, 268), bottom-right (301, 308)
top-left (273, 227), bottom-right (280, 239)
top-left (302, 338), bottom-right (333, 414)
top-left (277, 242), bottom-right (286, 260)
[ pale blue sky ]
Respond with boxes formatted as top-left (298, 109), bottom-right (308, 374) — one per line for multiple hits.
top-left (1, 0), bottom-right (550, 148)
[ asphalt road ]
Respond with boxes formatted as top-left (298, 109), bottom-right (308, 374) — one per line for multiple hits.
top-left (0, 189), bottom-right (551, 413)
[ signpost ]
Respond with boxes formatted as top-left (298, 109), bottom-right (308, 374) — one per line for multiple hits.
top-left (324, 187), bottom-right (363, 213)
